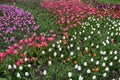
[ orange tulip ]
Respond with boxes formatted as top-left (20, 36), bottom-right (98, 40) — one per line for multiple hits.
top-left (63, 40), bottom-right (67, 44)
top-left (73, 61), bottom-right (77, 65)
top-left (93, 53), bottom-right (97, 57)
top-left (85, 50), bottom-right (89, 53)
top-left (95, 67), bottom-right (99, 72)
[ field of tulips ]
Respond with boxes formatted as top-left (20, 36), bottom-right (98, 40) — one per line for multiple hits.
top-left (0, 0), bottom-right (120, 80)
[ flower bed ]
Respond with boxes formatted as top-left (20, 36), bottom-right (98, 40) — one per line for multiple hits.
top-left (0, 5), bottom-right (40, 51)
top-left (42, 0), bottom-right (103, 31)
top-left (0, 15), bottom-right (120, 80)
top-left (0, 0), bottom-right (120, 80)
top-left (81, 0), bottom-right (120, 19)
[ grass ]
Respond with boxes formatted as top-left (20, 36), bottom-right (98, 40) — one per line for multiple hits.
top-left (97, 0), bottom-right (120, 4)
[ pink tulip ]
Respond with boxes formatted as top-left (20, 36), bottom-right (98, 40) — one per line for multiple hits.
top-left (13, 43), bottom-right (18, 48)
top-left (52, 34), bottom-right (57, 38)
top-left (41, 36), bottom-right (46, 41)
top-left (0, 52), bottom-right (5, 58)
top-left (19, 40), bottom-right (24, 44)
top-left (35, 37), bottom-right (40, 41)
top-left (13, 50), bottom-right (18, 55)
top-left (19, 46), bottom-right (23, 51)
top-left (50, 30), bottom-right (54, 33)
top-left (47, 37), bottom-right (54, 42)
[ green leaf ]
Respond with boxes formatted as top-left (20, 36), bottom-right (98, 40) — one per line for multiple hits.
top-left (0, 78), bottom-right (7, 80)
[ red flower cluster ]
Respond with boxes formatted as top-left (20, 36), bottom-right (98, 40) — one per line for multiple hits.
top-left (0, 31), bottom-right (55, 65)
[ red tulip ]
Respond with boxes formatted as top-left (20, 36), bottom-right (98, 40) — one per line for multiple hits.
top-left (20, 53), bottom-right (26, 58)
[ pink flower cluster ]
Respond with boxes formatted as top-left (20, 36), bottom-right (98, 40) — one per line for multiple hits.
top-left (42, 0), bottom-right (103, 31)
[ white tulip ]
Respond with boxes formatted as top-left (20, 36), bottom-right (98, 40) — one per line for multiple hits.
top-left (87, 36), bottom-right (90, 39)
top-left (78, 66), bottom-right (82, 71)
top-left (79, 32), bottom-right (81, 34)
top-left (118, 59), bottom-right (120, 63)
top-left (48, 48), bottom-right (52, 52)
top-left (74, 32), bottom-right (77, 35)
top-left (87, 69), bottom-right (91, 74)
top-left (54, 52), bottom-right (57, 57)
top-left (109, 62), bottom-right (113, 66)
top-left (13, 64), bottom-right (16, 69)
top-left (68, 72), bottom-right (72, 77)
top-left (75, 64), bottom-right (78, 69)
top-left (83, 30), bottom-right (85, 33)
top-left (114, 50), bottom-right (117, 55)
top-left (43, 70), bottom-right (47, 75)
top-left (57, 41), bottom-right (59, 44)
top-left (102, 63), bottom-right (106, 67)
top-left (104, 57), bottom-right (108, 61)
top-left (59, 40), bottom-right (62, 43)
top-left (77, 47), bottom-right (80, 50)
top-left (52, 44), bottom-right (55, 47)
top-left (69, 78), bottom-right (72, 80)
top-left (91, 31), bottom-right (93, 34)
top-left (70, 52), bottom-right (74, 56)
top-left (103, 51), bottom-right (106, 55)
top-left (103, 73), bottom-right (107, 77)
top-left (8, 65), bottom-right (12, 69)
top-left (114, 56), bottom-right (118, 60)
top-left (96, 45), bottom-right (99, 48)
top-left (24, 57), bottom-right (28, 62)
top-left (19, 66), bottom-right (23, 70)
top-left (16, 73), bottom-right (21, 78)
top-left (25, 72), bottom-right (29, 77)
top-left (92, 75), bottom-right (96, 80)
top-left (110, 51), bottom-right (113, 55)
top-left (42, 51), bottom-right (45, 54)
top-left (70, 44), bottom-right (73, 48)
top-left (96, 61), bottom-right (99, 65)
top-left (71, 38), bottom-right (73, 41)
top-left (106, 40), bottom-right (109, 44)
top-left (84, 37), bottom-right (87, 41)
top-left (48, 61), bottom-right (52, 65)
top-left (91, 58), bottom-right (94, 62)
top-left (61, 54), bottom-right (64, 58)
top-left (67, 46), bottom-right (70, 49)
top-left (98, 31), bottom-right (100, 34)
top-left (91, 43), bottom-right (94, 46)
top-left (27, 64), bottom-right (31, 68)
top-left (105, 67), bottom-right (109, 71)
top-left (85, 47), bottom-right (88, 50)
top-left (74, 37), bottom-right (76, 40)
top-left (63, 36), bottom-right (66, 39)
top-left (84, 62), bottom-right (87, 66)
top-left (59, 48), bottom-right (62, 51)
top-left (79, 75), bottom-right (84, 80)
